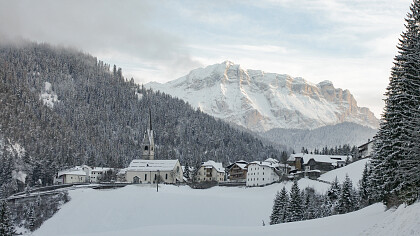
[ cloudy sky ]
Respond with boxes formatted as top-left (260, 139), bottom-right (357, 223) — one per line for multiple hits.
top-left (0, 0), bottom-right (412, 117)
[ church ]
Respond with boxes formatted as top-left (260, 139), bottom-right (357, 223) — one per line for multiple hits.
top-left (125, 109), bottom-right (183, 184)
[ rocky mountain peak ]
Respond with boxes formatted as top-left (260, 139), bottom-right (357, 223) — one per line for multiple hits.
top-left (147, 62), bottom-right (380, 132)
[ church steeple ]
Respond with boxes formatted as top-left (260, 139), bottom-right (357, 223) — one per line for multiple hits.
top-left (149, 107), bottom-right (152, 131)
top-left (141, 108), bottom-right (155, 160)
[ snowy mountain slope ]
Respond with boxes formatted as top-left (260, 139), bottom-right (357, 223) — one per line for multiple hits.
top-left (33, 183), bottom-right (420, 236)
top-left (146, 61), bottom-right (379, 132)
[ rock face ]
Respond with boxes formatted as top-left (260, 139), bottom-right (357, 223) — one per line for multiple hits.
top-left (146, 61), bottom-right (379, 132)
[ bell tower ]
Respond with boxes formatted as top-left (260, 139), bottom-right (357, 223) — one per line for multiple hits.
top-left (141, 108), bottom-right (155, 160)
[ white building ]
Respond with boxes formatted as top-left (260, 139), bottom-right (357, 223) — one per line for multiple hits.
top-left (246, 158), bottom-right (283, 187)
top-left (54, 169), bottom-right (87, 184)
top-left (126, 159), bottom-right (183, 184)
top-left (195, 160), bottom-right (225, 183)
top-left (90, 167), bottom-right (112, 183)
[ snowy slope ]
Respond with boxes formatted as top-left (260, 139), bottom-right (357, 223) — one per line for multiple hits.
top-left (34, 179), bottom-right (329, 235)
top-left (319, 158), bottom-right (370, 185)
top-left (34, 182), bottom-right (420, 236)
top-left (146, 61), bottom-right (379, 132)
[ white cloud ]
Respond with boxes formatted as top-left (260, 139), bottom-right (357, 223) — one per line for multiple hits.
top-left (0, 0), bottom-right (412, 118)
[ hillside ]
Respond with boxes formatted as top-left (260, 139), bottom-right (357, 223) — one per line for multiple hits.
top-left (146, 61), bottom-right (379, 132)
top-left (319, 158), bottom-right (370, 185)
top-left (0, 42), bottom-right (281, 191)
top-left (263, 122), bottom-right (377, 151)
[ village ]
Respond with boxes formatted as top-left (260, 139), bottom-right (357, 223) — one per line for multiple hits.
top-left (54, 113), bottom-right (375, 188)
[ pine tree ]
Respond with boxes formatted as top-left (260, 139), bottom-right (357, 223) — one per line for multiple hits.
top-left (183, 162), bottom-right (190, 181)
top-left (359, 162), bottom-right (370, 207)
top-left (303, 187), bottom-right (316, 220)
top-left (270, 191), bottom-right (281, 225)
top-left (278, 187), bottom-right (289, 223)
top-left (327, 177), bottom-right (341, 214)
top-left (287, 180), bottom-right (304, 222)
top-left (270, 187), bottom-right (289, 225)
top-left (0, 200), bottom-right (15, 236)
top-left (370, 0), bottom-right (420, 207)
top-left (319, 195), bottom-right (332, 218)
top-left (337, 174), bottom-right (356, 214)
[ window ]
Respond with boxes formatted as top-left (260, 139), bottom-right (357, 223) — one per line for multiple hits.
top-left (145, 146), bottom-right (149, 151)
top-left (145, 174), bottom-right (147, 180)
top-left (263, 178), bottom-right (264, 181)
top-left (154, 174), bottom-right (157, 180)
top-left (165, 173), bottom-right (168, 180)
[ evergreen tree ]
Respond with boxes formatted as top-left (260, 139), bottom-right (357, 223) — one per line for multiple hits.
top-left (0, 200), bottom-right (15, 236)
top-left (303, 187), bottom-right (317, 220)
top-left (183, 162), bottom-right (190, 181)
top-left (287, 180), bottom-right (304, 222)
top-left (327, 177), bottom-right (341, 214)
top-left (337, 174), bottom-right (356, 214)
top-left (370, 0), bottom-right (420, 207)
top-left (319, 195), bottom-right (332, 218)
top-left (359, 162), bottom-right (371, 207)
top-left (270, 191), bottom-right (281, 225)
top-left (270, 187), bottom-right (289, 225)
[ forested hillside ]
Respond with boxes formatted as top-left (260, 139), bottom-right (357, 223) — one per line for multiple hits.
top-left (0, 42), bottom-right (281, 194)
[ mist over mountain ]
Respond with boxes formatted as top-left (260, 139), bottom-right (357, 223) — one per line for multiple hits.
top-left (146, 61), bottom-right (379, 132)
top-left (263, 122), bottom-right (377, 152)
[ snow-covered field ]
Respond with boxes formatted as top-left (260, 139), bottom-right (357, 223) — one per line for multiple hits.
top-left (33, 160), bottom-right (420, 236)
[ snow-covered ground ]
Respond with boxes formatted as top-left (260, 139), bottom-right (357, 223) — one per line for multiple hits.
top-left (40, 82), bottom-right (59, 108)
top-left (33, 159), bottom-right (419, 236)
top-left (319, 158), bottom-right (370, 185)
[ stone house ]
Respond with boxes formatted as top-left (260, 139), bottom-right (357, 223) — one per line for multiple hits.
top-left (195, 160), bottom-right (225, 183)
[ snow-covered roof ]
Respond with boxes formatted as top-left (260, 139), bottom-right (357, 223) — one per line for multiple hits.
top-left (58, 169), bottom-right (87, 177)
top-left (117, 168), bottom-right (127, 175)
top-left (91, 167), bottom-right (112, 172)
top-left (236, 163), bottom-right (247, 170)
top-left (226, 160), bottom-right (248, 170)
top-left (127, 159), bottom-right (179, 172)
top-left (201, 160), bottom-right (225, 173)
top-left (289, 153), bottom-right (350, 165)
top-left (249, 158), bottom-right (280, 169)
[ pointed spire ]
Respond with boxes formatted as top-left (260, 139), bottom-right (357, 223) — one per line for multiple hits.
top-left (149, 107), bottom-right (152, 131)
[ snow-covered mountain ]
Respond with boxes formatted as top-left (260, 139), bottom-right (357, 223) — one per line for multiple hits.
top-left (146, 61), bottom-right (379, 132)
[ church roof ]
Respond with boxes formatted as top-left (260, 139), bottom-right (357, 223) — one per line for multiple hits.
top-left (127, 159), bottom-right (179, 172)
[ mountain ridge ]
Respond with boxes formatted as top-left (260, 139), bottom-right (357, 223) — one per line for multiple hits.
top-left (146, 61), bottom-right (379, 132)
